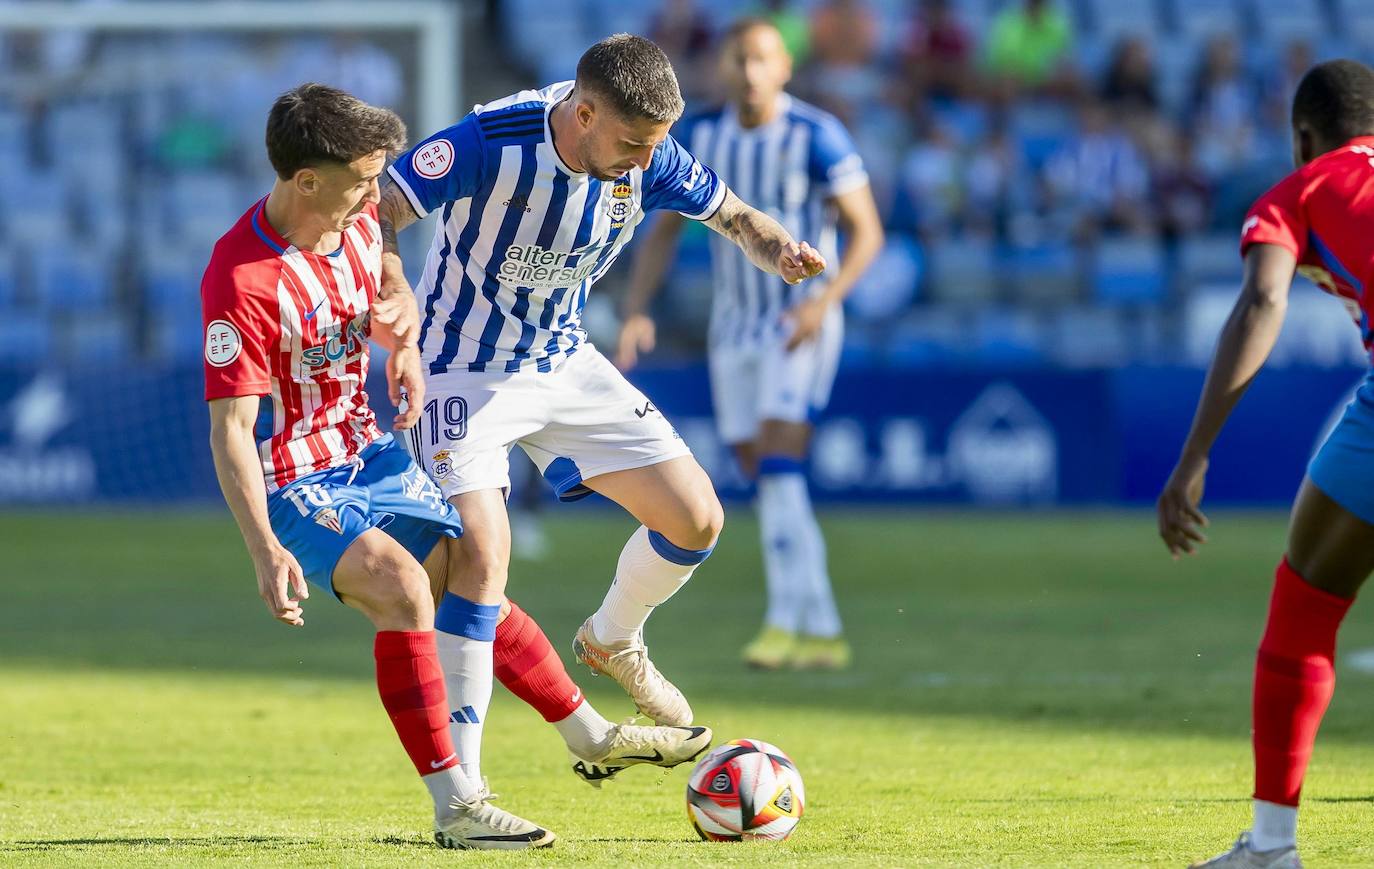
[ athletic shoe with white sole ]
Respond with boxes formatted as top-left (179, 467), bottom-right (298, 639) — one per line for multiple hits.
top-left (569, 723), bottom-right (712, 788)
top-left (433, 784), bottom-right (555, 851)
top-left (1189, 833), bottom-right (1301, 868)
top-left (572, 619), bottom-right (693, 726)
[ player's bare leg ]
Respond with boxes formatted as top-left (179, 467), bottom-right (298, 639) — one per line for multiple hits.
top-left (333, 528), bottom-right (553, 851)
top-left (742, 418), bottom-right (848, 671)
top-left (572, 456), bottom-right (723, 725)
top-left (1191, 479), bottom-right (1374, 868)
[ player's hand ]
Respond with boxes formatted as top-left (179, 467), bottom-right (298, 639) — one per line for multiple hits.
top-left (387, 344), bottom-right (424, 430)
top-left (616, 313), bottom-right (657, 371)
top-left (253, 543), bottom-right (308, 627)
top-left (1157, 453), bottom-right (1211, 559)
top-left (785, 296), bottom-right (832, 351)
top-left (778, 240), bottom-right (826, 285)
top-left (373, 279), bottom-right (419, 345)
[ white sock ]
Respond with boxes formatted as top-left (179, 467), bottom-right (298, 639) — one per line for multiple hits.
top-left (435, 631), bottom-right (494, 784)
top-left (756, 484), bottom-right (801, 633)
top-left (551, 698), bottom-right (617, 759)
top-left (758, 469), bottom-right (842, 637)
top-left (1251, 799), bottom-right (1298, 851)
top-left (591, 525), bottom-right (711, 646)
top-left (423, 765), bottom-right (480, 819)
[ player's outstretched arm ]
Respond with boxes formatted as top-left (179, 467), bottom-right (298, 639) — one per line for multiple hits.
top-left (704, 188), bottom-right (826, 284)
top-left (785, 184), bottom-right (885, 350)
top-left (209, 396), bottom-right (309, 626)
top-left (617, 212), bottom-right (687, 370)
top-left (1157, 242), bottom-right (1297, 558)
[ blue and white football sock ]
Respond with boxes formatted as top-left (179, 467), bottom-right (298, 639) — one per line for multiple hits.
top-left (591, 525), bottom-right (713, 646)
top-left (757, 456), bottom-right (842, 638)
top-left (435, 592), bottom-right (500, 785)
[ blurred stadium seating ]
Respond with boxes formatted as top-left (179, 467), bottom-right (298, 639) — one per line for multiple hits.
top-left (1, 0), bottom-right (1367, 372)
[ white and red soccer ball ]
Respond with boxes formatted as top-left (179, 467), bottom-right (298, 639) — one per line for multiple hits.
top-left (685, 739), bottom-right (804, 842)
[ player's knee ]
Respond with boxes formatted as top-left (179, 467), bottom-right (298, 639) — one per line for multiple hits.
top-left (669, 489), bottom-right (724, 551)
top-left (446, 535), bottom-right (509, 599)
top-left (355, 551), bottom-right (435, 630)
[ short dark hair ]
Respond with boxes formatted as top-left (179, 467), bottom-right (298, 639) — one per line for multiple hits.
top-left (724, 16), bottom-right (781, 45)
top-left (1292, 59), bottom-right (1374, 145)
top-left (265, 83), bottom-right (407, 180)
top-left (575, 34), bottom-right (685, 123)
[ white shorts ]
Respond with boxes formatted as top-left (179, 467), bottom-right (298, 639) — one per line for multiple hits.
top-left (708, 307), bottom-right (844, 445)
top-left (403, 346), bottom-right (692, 501)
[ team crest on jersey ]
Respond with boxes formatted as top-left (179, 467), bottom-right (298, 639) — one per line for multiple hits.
top-left (607, 181), bottom-right (634, 227)
top-left (431, 450), bottom-right (453, 480)
top-left (313, 506), bottom-right (343, 534)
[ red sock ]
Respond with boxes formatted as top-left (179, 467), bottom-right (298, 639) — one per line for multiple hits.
top-left (493, 601), bottom-right (582, 723)
top-left (374, 630), bottom-right (460, 776)
top-left (1252, 558), bottom-right (1353, 806)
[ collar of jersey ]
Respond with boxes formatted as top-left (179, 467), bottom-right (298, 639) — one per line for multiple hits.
top-left (544, 80), bottom-right (584, 179)
top-left (252, 197), bottom-right (346, 258)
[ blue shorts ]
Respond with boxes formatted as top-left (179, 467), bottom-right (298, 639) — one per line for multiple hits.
top-left (1309, 375), bottom-right (1374, 525)
top-left (266, 434), bottom-right (463, 596)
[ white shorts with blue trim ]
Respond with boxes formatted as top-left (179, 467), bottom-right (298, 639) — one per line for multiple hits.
top-left (404, 345), bottom-right (692, 502)
top-left (708, 305), bottom-right (843, 445)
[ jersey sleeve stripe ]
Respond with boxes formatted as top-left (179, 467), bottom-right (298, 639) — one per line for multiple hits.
top-left (683, 182), bottom-right (727, 221)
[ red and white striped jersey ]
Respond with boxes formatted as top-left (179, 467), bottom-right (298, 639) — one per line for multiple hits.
top-left (202, 197), bottom-right (383, 493)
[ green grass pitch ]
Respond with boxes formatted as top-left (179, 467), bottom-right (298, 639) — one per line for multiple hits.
top-left (3, 508), bottom-right (1374, 867)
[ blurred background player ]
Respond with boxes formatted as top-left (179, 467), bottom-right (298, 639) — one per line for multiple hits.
top-left (377, 34), bottom-right (828, 765)
top-left (1158, 60), bottom-right (1374, 869)
top-left (202, 83), bottom-right (553, 850)
top-left (618, 18), bottom-right (884, 671)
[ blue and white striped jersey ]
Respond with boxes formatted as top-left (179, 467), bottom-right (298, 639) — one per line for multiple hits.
top-left (388, 81), bottom-right (725, 374)
top-left (677, 95), bottom-right (868, 347)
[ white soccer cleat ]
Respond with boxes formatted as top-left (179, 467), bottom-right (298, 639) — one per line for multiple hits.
top-left (433, 784), bottom-right (555, 851)
top-left (572, 619), bottom-right (693, 726)
top-left (1189, 833), bottom-right (1302, 868)
top-left (570, 723), bottom-right (713, 788)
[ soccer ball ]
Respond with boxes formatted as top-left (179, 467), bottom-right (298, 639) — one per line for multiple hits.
top-left (685, 738), bottom-right (804, 841)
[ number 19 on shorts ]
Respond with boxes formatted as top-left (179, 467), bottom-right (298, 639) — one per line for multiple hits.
top-left (424, 396), bottom-right (468, 444)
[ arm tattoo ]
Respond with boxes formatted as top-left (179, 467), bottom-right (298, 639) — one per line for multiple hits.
top-left (706, 189), bottom-right (791, 275)
top-left (377, 176), bottom-right (420, 256)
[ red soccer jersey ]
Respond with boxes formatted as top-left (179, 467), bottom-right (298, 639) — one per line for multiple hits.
top-left (1242, 136), bottom-right (1374, 356)
top-left (201, 197), bottom-right (383, 492)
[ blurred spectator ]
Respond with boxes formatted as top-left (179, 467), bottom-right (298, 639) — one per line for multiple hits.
top-left (649, 0), bottom-right (716, 102)
top-left (1100, 36), bottom-right (1158, 116)
top-left (963, 112), bottom-right (1027, 240)
top-left (753, 0), bottom-right (811, 66)
top-left (307, 35), bottom-right (405, 111)
top-left (1152, 127), bottom-right (1213, 245)
top-left (806, 0), bottom-right (883, 120)
top-left (1263, 40), bottom-right (1315, 134)
top-left (1188, 34), bottom-right (1259, 176)
top-left (897, 115), bottom-right (962, 239)
top-left (902, 0), bottom-right (975, 102)
top-left (983, 0), bottom-right (1075, 96)
top-left (1043, 100), bottom-right (1152, 241)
